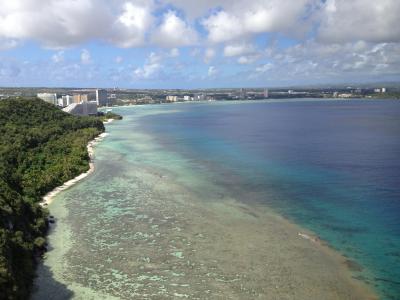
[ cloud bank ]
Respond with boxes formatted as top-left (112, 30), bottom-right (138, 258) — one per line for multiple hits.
top-left (1, 0), bottom-right (399, 48)
top-left (0, 0), bottom-right (399, 86)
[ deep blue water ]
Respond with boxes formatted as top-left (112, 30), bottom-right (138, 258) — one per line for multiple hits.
top-left (134, 99), bottom-right (400, 299)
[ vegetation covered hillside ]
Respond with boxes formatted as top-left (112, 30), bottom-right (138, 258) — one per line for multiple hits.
top-left (0, 98), bottom-right (104, 299)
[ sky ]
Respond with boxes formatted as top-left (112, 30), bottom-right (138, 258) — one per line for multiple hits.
top-left (0, 0), bottom-right (400, 88)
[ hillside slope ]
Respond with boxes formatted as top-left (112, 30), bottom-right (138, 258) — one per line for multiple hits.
top-left (0, 98), bottom-right (104, 299)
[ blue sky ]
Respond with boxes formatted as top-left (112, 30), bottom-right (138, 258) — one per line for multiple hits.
top-left (0, 0), bottom-right (400, 88)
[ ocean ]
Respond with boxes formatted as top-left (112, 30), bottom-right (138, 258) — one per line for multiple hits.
top-left (33, 99), bottom-right (400, 299)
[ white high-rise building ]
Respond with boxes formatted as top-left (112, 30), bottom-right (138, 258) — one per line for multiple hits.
top-left (264, 88), bottom-right (269, 98)
top-left (64, 95), bottom-right (73, 106)
top-left (37, 93), bottom-right (57, 105)
top-left (58, 95), bottom-right (73, 107)
top-left (194, 93), bottom-right (205, 101)
top-left (166, 95), bottom-right (178, 102)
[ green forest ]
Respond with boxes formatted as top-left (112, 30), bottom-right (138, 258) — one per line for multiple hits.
top-left (0, 98), bottom-right (105, 299)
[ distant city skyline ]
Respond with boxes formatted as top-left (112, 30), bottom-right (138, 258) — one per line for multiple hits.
top-left (0, 0), bottom-right (400, 88)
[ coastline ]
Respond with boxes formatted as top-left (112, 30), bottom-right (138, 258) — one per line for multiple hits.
top-left (33, 117), bottom-right (379, 299)
top-left (40, 119), bottom-right (113, 207)
top-left (107, 97), bottom-right (395, 109)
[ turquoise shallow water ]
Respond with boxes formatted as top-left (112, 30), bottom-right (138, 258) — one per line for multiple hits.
top-left (134, 99), bottom-right (400, 299)
top-left (32, 99), bottom-right (399, 299)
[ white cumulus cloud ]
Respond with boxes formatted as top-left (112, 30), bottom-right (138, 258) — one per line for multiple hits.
top-left (202, 0), bottom-right (315, 43)
top-left (110, 1), bottom-right (154, 48)
top-left (52, 51), bottom-right (64, 63)
top-left (0, 0), bottom-right (154, 49)
top-left (1, 0), bottom-right (400, 86)
top-left (133, 52), bottom-right (163, 79)
top-left (255, 63), bottom-right (273, 74)
top-left (208, 65), bottom-right (217, 77)
top-left (223, 43), bottom-right (255, 57)
top-left (1, 0), bottom-right (399, 51)
top-left (151, 10), bottom-right (198, 47)
top-left (237, 55), bottom-right (259, 65)
top-left (80, 49), bottom-right (91, 64)
top-left (317, 0), bottom-right (400, 43)
top-left (254, 40), bottom-right (400, 81)
top-left (0, 37), bottom-right (19, 50)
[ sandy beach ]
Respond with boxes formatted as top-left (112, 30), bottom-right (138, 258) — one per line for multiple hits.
top-left (32, 114), bottom-right (378, 299)
top-left (102, 118), bottom-right (114, 124)
top-left (33, 157), bottom-right (378, 300)
top-left (40, 131), bottom-right (109, 207)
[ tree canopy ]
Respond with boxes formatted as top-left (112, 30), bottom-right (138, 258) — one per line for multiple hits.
top-left (0, 98), bottom-right (104, 299)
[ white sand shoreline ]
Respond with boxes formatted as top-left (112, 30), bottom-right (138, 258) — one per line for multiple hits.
top-left (33, 115), bottom-right (378, 300)
top-left (40, 120), bottom-right (113, 207)
top-left (103, 118), bottom-right (114, 124)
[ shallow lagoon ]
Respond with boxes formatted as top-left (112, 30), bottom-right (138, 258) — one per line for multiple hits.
top-left (33, 99), bottom-right (400, 299)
